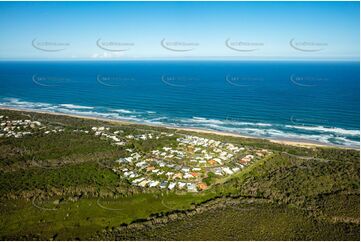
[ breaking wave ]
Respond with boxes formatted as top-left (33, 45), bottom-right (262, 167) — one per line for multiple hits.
top-left (59, 104), bottom-right (94, 109)
top-left (0, 97), bottom-right (359, 148)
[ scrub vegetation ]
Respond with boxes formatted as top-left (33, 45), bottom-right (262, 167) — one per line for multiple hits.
top-left (0, 109), bottom-right (359, 240)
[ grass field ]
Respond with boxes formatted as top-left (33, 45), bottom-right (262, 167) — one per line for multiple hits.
top-left (114, 203), bottom-right (359, 241)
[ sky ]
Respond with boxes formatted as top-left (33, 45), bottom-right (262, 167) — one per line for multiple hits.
top-left (0, 1), bottom-right (359, 60)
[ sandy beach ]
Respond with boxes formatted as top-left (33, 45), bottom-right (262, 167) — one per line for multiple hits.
top-left (0, 106), bottom-right (347, 149)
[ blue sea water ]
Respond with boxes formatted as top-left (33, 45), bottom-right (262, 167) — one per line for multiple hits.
top-left (0, 61), bottom-right (359, 147)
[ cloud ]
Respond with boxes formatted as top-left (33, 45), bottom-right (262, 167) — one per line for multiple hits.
top-left (91, 52), bottom-right (125, 59)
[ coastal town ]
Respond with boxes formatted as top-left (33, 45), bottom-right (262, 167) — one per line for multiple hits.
top-left (0, 114), bottom-right (70, 138)
top-left (0, 115), bottom-right (271, 193)
top-left (0, 115), bottom-right (60, 138)
top-left (92, 126), bottom-right (271, 193)
top-left (0, 109), bottom-right (358, 241)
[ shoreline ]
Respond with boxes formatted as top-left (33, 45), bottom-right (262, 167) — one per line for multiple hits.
top-left (0, 106), bottom-right (357, 149)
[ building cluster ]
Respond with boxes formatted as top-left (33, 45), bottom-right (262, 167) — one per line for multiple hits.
top-left (91, 126), bottom-right (174, 147)
top-left (0, 115), bottom-right (71, 138)
top-left (0, 119), bottom-right (271, 193)
top-left (91, 126), bottom-right (127, 146)
top-left (0, 115), bottom-right (47, 138)
top-left (112, 134), bottom-right (271, 192)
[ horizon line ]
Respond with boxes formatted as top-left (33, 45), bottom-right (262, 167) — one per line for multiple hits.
top-left (0, 58), bottom-right (359, 62)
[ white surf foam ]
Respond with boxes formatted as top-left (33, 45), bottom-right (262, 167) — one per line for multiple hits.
top-left (59, 104), bottom-right (94, 110)
top-left (0, 97), bottom-right (359, 148)
top-left (285, 125), bottom-right (359, 136)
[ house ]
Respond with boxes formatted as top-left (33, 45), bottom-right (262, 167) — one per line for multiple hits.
top-left (172, 173), bottom-right (183, 180)
top-left (124, 157), bottom-right (133, 163)
top-left (136, 161), bottom-right (147, 167)
top-left (138, 180), bottom-right (150, 187)
top-left (207, 159), bottom-right (217, 165)
top-left (160, 181), bottom-right (168, 189)
top-left (168, 182), bottom-right (177, 190)
top-left (220, 155), bottom-right (228, 161)
top-left (214, 158), bottom-right (223, 165)
top-left (191, 172), bottom-right (199, 177)
top-left (151, 150), bottom-right (160, 155)
top-left (232, 167), bottom-right (240, 173)
top-left (129, 172), bottom-right (138, 178)
top-left (124, 171), bottom-right (135, 177)
top-left (178, 182), bottom-right (186, 189)
top-left (110, 136), bottom-right (120, 142)
top-left (240, 154), bottom-right (254, 164)
top-left (222, 167), bottom-right (234, 175)
top-left (214, 148), bottom-right (222, 153)
top-left (166, 171), bottom-right (174, 177)
top-left (132, 177), bottom-right (145, 184)
top-left (115, 158), bottom-right (125, 164)
top-left (146, 166), bottom-right (156, 172)
top-left (181, 167), bottom-right (190, 173)
top-left (197, 182), bottom-right (208, 191)
top-left (183, 173), bottom-right (193, 179)
top-left (148, 181), bottom-right (160, 187)
top-left (131, 153), bottom-right (141, 160)
top-left (239, 157), bottom-right (250, 164)
top-left (256, 152), bottom-right (264, 157)
top-left (214, 168), bottom-right (223, 176)
top-left (204, 154), bottom-right (212, 159)
top-left (187, 183), bottom-right (197, 192)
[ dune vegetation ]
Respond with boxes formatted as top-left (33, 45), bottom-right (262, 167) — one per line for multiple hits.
top-left (0, 109), bottom-right (359, 240)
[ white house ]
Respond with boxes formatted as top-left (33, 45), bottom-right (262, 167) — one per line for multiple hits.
top-left (168, 182), bottom-right (177, 190)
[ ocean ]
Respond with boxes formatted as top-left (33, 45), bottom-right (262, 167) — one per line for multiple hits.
top-left (0, 60), bottom-right (359, 148)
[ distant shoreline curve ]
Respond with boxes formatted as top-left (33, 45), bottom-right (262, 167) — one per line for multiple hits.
top-left (0, 106), bottom-right (358, 150)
